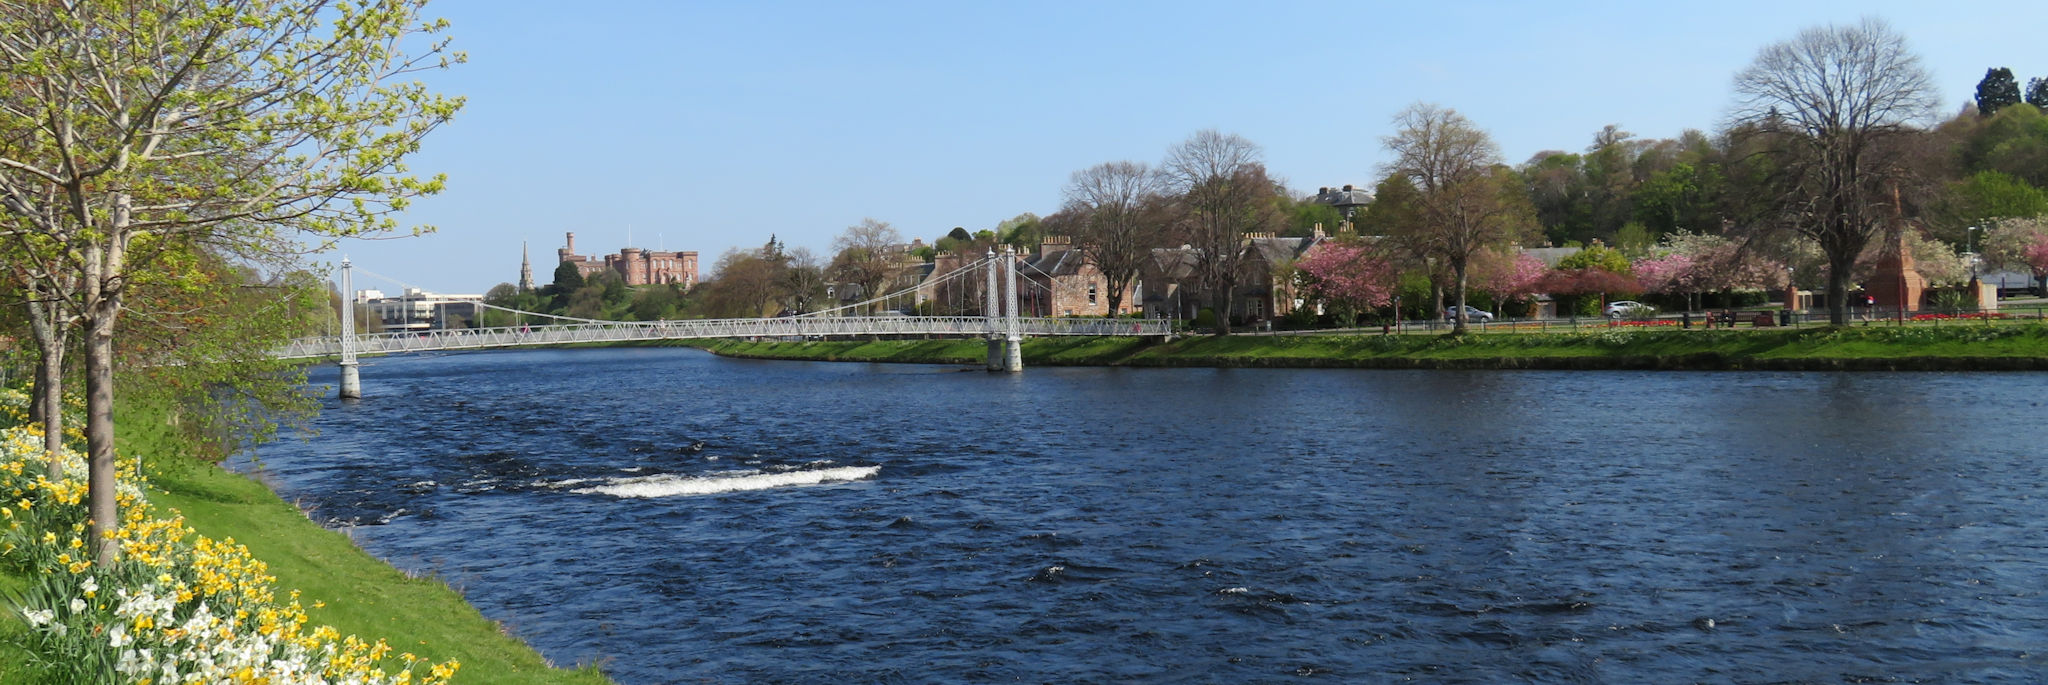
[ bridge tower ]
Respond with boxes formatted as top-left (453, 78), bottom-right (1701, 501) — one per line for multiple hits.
top-left (337, 258), bottom-right (362, 398)
top-left (985, 248), bottom-right (1001, 371)
top-left (1002, 245), bottom-right (1023, 372)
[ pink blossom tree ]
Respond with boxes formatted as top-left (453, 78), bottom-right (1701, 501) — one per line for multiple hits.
top-left (1983, 217), bottom-right (2048, 293)
top-left (2025, 234), bottom-right (2048, 275)
top-left (1470, 248), bottom-right (1546, 317)
top-left (1296, 242), bottom-right (1398, 325)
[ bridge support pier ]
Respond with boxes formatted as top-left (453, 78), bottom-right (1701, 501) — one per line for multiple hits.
top-left (986, 336), bottom-right (1002, 371)
top-left (337, 257), bottom-right (363, 398)
top-left (338, 360), bottom-right (361, 399)
top-left (1002, 336), bottom-right (1023, 372)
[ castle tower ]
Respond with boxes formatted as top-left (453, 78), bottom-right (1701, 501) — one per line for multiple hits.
top-left (518, 240), bottom-right (534, 292)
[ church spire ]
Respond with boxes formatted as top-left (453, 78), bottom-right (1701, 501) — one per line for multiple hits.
top-left (518, 240), bottom-right (534, 292)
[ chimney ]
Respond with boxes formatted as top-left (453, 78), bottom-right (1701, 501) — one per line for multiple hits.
top-left (1342, 184), bottom-right (1354, 192)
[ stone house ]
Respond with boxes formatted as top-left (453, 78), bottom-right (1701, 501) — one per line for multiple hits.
top-left (1019, 236), bottom-right (1138, 317)
top-left (1140, 229), bottom-right (1328, 323)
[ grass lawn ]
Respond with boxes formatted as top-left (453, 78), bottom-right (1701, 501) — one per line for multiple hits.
top-left (693, 323), bottom-right (2048, 370)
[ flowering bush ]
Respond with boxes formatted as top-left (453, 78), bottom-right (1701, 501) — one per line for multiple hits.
top-left (0, 388), bottom-right (457, 684)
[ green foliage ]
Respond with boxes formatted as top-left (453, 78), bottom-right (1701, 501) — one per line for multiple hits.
top-left (551, 261), bottom-right (585, 292)
top-left (1557, 245), bottom-right (1632, 274)
top-left (1284, 200), bottom-right (1345, 237)
top-left (1192, 308), bottom-right (1217, 329)
top-left (995, 213), bottom-right (1043, 247)
top-left (2029, 77), bottom-right (2048, 110)
top-left (1936, 171), bottom-right (2048, 230)
top-left (1960, 104), bottom-right (2048, 187)
top-left (1613, 222), bottom-right (1656, 256)
top-left (1976, 67), bottom-right (2023, 117)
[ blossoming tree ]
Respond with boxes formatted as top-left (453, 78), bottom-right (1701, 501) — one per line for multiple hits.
top-left (0, 0), bottom-right (463, 565)
top-left (1294, 241), bottom-right (1397, 325)
top-left (1469, 248), bottom-right (1546, 317)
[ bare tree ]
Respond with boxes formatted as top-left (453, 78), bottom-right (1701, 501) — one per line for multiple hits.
top-left (829, 218), bottom-right (905, 312)
top-left (780, 247), bottom-right (829, 314)
top-left (1380, 103), bottom-right (1537, 333)
top-left (1730, 18), bottom-right (1938, 324)
top-left (703, 247), bottom-right (784, 317)
top-left (1162, 130), bottom-right (1280, 334)
top-left (1063, 161), bottom-right (1165, 317)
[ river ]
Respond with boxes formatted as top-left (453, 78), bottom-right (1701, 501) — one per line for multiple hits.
top-left (244, 346), bottom-right (2048, 683)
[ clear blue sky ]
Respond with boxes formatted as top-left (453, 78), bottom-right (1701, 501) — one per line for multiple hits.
top-left (341, 0), bottom-right (2044, 295)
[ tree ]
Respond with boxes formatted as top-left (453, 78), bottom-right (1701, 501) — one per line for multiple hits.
top-left (0, 1), bottom-right (461, 565)
top-left (1380, 103), bottom-right (1538, 333)
top-left (1958, 104), bottom-right (2048, 188)
top-left (780, 247), bottom-right (829, 315)
top-left (829, 218), bottom-right (904, 313)
top-left (1730, 18), bottom-right (1937, 325)
top-left (2028, 78), bottom-right (2048, 111)
top-left (1294, 241), bottom-right (1397, 324)
top-left (1976, 68), bottom-right (2023, 117)
top-left (1470, 248), bottom-right (1548, 316)
top-left (1063, 161), bottom-right (1165, 318)
top-left (552, 261), bottom-right (587, 292)
top-left (702, 247), bottom-right (784, 318)
top-left (1982, 216), bottom-right (2048, 292)
top-left (1162, 130), bottom-right (1281, 335)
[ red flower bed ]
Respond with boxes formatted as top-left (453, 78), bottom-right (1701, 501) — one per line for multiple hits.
top-left (1910, 312), bottom-right (2010, 321)
top-left (1608, 319), bottom-right (1679, 327)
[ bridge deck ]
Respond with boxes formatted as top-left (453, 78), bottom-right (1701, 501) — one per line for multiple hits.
top-left (278, 316), bottom-right (1170, 359)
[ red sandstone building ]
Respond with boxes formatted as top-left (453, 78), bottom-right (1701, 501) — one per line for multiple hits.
top-left (556, 231), bottom-right (698, 287)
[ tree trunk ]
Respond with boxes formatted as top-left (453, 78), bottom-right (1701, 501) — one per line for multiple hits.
top-left (26, 295), bottom-right (68, 480)
top-left (36, 342), bottom-right (63, 479)
top-left (1827, 250), bottom-right (1856, 325)
top-left (1212, 277), bottom-right (1235, 336)
top-left (86, 303), bottom-right (118, 566)
top-left (1452, 261), bottom-right (1470, 335)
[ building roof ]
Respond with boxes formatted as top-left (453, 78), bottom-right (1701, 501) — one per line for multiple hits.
top-left (1311, 185), bottom-right (1374, 208)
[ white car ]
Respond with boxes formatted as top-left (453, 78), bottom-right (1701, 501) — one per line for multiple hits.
top-left (1443, 305), bottom-right (1494, 322)
top-left (1605, 301), bottom-right (1655, 319)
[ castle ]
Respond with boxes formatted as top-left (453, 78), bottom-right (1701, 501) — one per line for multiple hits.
top-left (548, 231), bottom-right (698, 288)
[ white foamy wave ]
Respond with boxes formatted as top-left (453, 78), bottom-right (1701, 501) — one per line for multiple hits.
top-left (571, 466), bottom-right (881, 498)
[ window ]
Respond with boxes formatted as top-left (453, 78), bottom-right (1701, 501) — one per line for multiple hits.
top-left (1088, 282), bottom-right (1098, 305)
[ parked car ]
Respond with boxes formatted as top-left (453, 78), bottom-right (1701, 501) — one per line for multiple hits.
top-left (1443, 305), bottom-right (1494, 322)
top-left (1605, 300), bottom-right (1656, 319)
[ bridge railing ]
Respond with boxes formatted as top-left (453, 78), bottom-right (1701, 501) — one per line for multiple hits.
top-left (276, 316), bottom-right (1170, 359)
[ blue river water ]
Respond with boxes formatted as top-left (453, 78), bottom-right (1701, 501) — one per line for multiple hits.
top-left (246, 347), bottom-right (2048, 683)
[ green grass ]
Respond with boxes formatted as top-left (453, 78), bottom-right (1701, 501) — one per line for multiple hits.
top-left (0, 401), bottom-right (613, 684)
top-left (692, 323), bottom-right (2048, 371)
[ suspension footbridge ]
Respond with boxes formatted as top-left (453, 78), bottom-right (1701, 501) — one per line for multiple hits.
top-left (287, 248), bottom-right (1171, 396)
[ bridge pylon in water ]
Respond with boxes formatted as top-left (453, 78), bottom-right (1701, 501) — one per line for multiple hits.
top-left (984, 247), bottom-right (1023, 372)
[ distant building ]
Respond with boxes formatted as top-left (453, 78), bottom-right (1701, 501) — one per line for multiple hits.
top-left (556, 231), bottom-right (698, 287)
top-left (518, 241), bottom-right (535, 292)
top-left (356, 288), bottom-right (484, 331)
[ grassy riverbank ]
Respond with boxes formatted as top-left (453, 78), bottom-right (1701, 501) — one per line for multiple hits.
top-left (0, 399), bottom-right (612, 684)
top-left (696, 323), bottom-right (2048, 370)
